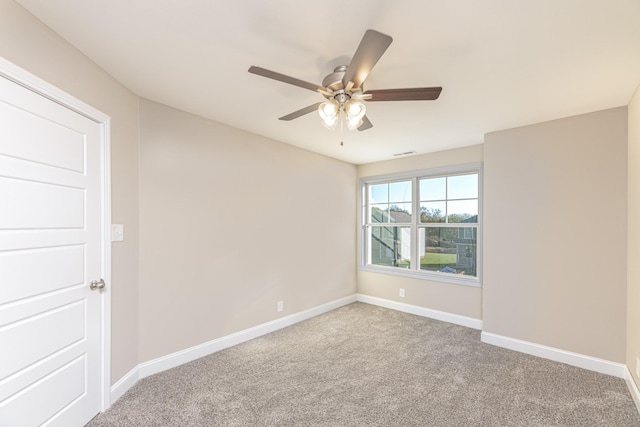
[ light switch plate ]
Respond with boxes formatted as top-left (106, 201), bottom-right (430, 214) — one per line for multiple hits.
top-left (111, 224), bottom-right (124, 242)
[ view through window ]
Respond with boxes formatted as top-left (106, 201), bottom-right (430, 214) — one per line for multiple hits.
top-left (362, 166), bottom-right (481, 285)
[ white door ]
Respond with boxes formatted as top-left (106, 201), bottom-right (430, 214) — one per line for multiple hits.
top-left (0, 73), bottom-right (104, 426)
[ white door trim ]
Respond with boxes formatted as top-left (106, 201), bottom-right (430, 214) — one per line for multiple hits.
top-left (0, 56), bottom-right (113, 411)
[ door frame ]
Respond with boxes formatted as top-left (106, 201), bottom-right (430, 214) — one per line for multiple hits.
top-left (0, 57), bottom-right (113, 411)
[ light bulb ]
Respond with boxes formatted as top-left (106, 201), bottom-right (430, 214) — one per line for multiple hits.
top-left (322, 114), bottom-right (338, 130)
top-left (318, 99), bottom-right (339, 129)
top-left (344, 99), bottom-right (366, 121)
top-left (318, 99), bottom-right (339, 119)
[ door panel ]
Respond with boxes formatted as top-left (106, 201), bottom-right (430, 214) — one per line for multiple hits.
top-left (0, 301), bottom-right (85, 380)
top-left (1, 355), bottom-right (86, 427)
top-left (0, 245), bottom-right (85, 304)
top-left (0, 177), bottom-right (85, 229)
top-left (0, 74), bottom-right (103, 426)
top-left (0, 100), bottom-right (85, 172)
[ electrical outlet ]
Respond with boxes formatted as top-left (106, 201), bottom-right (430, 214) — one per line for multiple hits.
top-left (111, 224), bottom-right (124, 242)
top-left (277, 301), bottom-right (283, 312)
top-left (399, 288), bottom-right (405, 298)
top-left (636, 357), bottom-right (640, 377)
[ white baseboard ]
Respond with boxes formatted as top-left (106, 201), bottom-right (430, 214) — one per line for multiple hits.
top-left (356, 294), bottom-right (483, 330)
top-left (110, 365), bottom-right (139, 404)
top-left (626, 368), bottom-right (640, 412)
top-left (110, 294), bottom-right (357, 404)
top-left (481, 331), bottom-right (626, 378)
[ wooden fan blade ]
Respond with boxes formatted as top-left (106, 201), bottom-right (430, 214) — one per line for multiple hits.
top-left (342, 30), bottom-right (393, 89)
top-left (363, 87), bottom-right (443, 101)
top-left (358, 115), bottom-right (373, 131)
top-left (249, 66), bottom-right (322, 92)
top-left (279, 102), bottom-right (323, 121)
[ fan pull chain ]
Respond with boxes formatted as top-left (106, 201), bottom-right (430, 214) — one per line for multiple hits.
top-left (340, 109), bottom-right (344, 146)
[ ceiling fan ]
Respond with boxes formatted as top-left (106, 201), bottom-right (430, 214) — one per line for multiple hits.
top-left (248, 29), bottom-right (442, 132)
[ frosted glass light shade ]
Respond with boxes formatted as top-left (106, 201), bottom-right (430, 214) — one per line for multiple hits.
top-left (344, 99), bottom-right (366, 121)
top-left (321, 114), bottom-right (338, 130)
top-left (318, 99), bottom-right (339, 122)
top-left (347, 116), bottom-right (363, 130)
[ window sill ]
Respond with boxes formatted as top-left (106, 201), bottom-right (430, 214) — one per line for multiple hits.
top-left (359, 264), bottom-right (482, 288)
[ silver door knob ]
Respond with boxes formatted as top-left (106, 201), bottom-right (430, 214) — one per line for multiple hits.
top-left (90, 279), bottom-right (106, 291)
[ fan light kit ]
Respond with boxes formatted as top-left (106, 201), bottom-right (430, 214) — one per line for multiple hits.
top-left (249, 29), bottom-right (442, 133)
top-left (318, 96), bottom-right (366, 130)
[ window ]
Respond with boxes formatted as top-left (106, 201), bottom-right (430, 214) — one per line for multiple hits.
top-left (361, 164), bottom-right (481, 286)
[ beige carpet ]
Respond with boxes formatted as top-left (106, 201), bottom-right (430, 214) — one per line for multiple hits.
top-left (88, 303), bottom-right (640, 426)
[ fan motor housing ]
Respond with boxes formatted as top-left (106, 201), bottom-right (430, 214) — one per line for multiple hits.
top-left (322, 65), bottom-right (347, 91)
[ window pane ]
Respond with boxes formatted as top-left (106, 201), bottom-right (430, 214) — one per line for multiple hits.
top-left (369, 226), bottom-right (411, 269)
top-left (448, 174), bottom-right (478, 200)
top-left (389, 181), bottom-right (412, 203)
top-left (420, 177), bottom-right (446, 201)
top-left (419, 227), bottom-right (477, 276)
top-left (369, 204), bottom-right (412, 223)
top-left (447, 200), bottom-right (478, 223)
top-left (389, 203), bottom-right (412, 223)
top-left (420, 201), bottom-right (446, 223)
top-left (369, 204), bottom-right (387, 223)
top-left (369, 183), bottom-right (388, 204)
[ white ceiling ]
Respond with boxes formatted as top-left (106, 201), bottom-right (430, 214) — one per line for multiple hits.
top-left (15, 0), bottom-right (640, 164)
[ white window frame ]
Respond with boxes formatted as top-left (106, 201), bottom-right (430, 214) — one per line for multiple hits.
top-left (359, 163), bottom-right (483, 287)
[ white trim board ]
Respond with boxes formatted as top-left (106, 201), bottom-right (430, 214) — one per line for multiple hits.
top-left (110, 366), bottom-right (139, 404)
top-left (626, 368), bottom-right (640, 413)
top-left (481, 332), bottom-right (626, 378)
top-left (356, 294), bottom-right (483, 330)
top-left (111, 294), bottom-right (357, 403)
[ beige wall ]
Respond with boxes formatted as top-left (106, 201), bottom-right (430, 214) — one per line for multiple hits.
top-left (357, 145), bottom-right (484, 320)
top-left (138, 99), bottom-right (356, 361)
top-left (0, 0), bottom-right (140, 383)
top-left (628, 85), bottom-right (640, 384)
top-left (484, 107), bottom-right (628, 363)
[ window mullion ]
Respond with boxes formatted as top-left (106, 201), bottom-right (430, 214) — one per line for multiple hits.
top-left (445, 176), bottom-right (449, 224)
